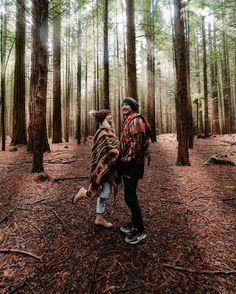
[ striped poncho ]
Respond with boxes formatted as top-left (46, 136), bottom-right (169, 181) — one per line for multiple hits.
top-left (88, 127), bottom-right (119, 198)
top-left (120, 113), bottom-right (151, 165)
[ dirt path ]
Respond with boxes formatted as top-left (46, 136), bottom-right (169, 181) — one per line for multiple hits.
top-left (0, 134), bottom-right (236, 293)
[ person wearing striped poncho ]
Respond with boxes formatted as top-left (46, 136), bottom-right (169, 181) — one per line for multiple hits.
top-left (72, 109), bottom-right (119, 228)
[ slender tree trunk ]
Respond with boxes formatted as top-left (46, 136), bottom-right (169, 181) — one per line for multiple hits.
top-left (52, 2), bottom-right (62, 143)
top-left (185, 1), bottom-right (194, 148)
top-left (145, 0), bottom-right (156, 142)
top-left (77, 7), bottom-right (82, 144)
top-left (0, 9), bottom-right (7, 151)
top-left (65, 26), bottom-right (71, 142)
top-left (126, 0), bottom-right (137, 100)
top-left (202, 16), bottom-right (209, 137)
top-left (222, 30), bottom-right (232, 133)
top-left (103, 0), bottom-right (109, 109)
top-left (11, 0), bottom-right (27, 145)
top-left (209, 23), bottom-right (220, 134)
top-left (156, 61), bottom-right (163, 134)
top-left (173, 0), bottom-right (190, 166)
top-left (84, 25), bottom-right (88, 141)
top-left (31, 0), bottom-right (49, 172)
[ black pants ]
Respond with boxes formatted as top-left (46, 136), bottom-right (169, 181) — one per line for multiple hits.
top-left (123, 176), bottom-right (144, 233)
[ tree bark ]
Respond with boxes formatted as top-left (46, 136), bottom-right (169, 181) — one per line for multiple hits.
top-left (126, 0), bottom-right (137, 100)
top-left (0, 9), bottom-right (7, 151)
top-left (52, 1), bottom-right (62, 143)
top-left (11, 0), bottom-right (27, 145)
top-left (173, 0), bottom-right (190, 166)
top-left (31, 0), bottom-right (49, 173)
top-left (103, 0), bottom-right (109, 109)
top-left (76, 5), bottom-right (82, 144)
top-left (202, 16), bottom-right (209, 137)
top-left (209, 23), bottom-right (220, 134)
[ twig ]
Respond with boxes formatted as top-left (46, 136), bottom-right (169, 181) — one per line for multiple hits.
top-left (52, 176), bottom-right (90, 182)
top-left (44, 160), bottom-right (76, 164)
top-left (111, 284), bottom-right (144, 293)
top-left (26, 197), bottom-right (51, 205)
top-left (0, 249), bottom-right (43, 262)
top-left (160, 199), bottom-right (182, 204)
top-left (162, 264), bottom-right (236, 275)
top-left (51, 209), bottom-right (66, 231)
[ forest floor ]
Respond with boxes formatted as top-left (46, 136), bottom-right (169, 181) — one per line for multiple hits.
top-left (0, 133), bottom-right (236, 294)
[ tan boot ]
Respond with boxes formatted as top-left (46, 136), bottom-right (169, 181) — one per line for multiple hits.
top-left (72, 187), bottom-right (88, 205)
top-left (95, 214), bottom-right (113, 228)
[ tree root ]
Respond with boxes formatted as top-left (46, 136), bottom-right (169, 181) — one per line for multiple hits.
top-left (0, 248), bottom-right (43, 262)
top-left (163, 264), bottom-right (236, 275)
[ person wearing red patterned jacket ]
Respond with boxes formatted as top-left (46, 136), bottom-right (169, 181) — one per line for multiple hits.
top-left (119, 97), bottom-right (151, 244)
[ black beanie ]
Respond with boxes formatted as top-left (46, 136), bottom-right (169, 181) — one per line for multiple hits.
top-left (122, 97), bottom-right (139, 112)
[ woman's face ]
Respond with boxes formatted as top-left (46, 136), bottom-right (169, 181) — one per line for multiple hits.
top-left (106, 113), bottom-right (113, 125)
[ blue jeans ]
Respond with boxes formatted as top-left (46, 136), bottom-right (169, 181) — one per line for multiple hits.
top-left (96, 182), bottom-right (111, 214)
top-left (123, 176), bottom-right (144, 232)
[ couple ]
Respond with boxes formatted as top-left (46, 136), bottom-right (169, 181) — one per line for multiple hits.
top-left (73, 97), bottom-right (151, 245)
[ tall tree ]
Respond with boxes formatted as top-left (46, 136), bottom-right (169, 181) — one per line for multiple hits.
top-left (52, 0), bottom-right (62, 143)
top-left (202, 14), bottom-right (209, 137)
top-left (31, 0), bottom-right (49, 172)
top-left (11, 0), bottom-right (27, 146)
top-left (126, 0), bottom-right (137, 100)
top-left (185, 1), bottom-right (194, 148)
top-left (144, 0), bottom-right (156, 142)
top-left (64, 19), bottom-right (71, 143)
top-left (0, 4), bottom-right (7, 151)
top-left (173, 0), bottom-right (190, 166)
top-left (221, 30), bottom-right (233, 133)
top-left (103, 0), bottom-right (109, 108)
top-left (209, 23), bottom-right (220, 134)
top-left (76, 4), bottom-right (82, 144)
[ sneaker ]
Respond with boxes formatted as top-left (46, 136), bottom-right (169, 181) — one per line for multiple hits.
top-left (120, 222), bottom-right (136, 234)
top-left (125, 231), bottom-right (146, 244)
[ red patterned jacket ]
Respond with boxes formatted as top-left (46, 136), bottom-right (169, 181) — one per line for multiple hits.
top-left (120, 113), bottom-right (151, 166)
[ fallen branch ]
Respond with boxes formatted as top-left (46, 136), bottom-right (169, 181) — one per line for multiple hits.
top-left (44, 159), bottom-right (76, 164)
top-left (26, 197), bottom-right (51, 204)
top-left (0, 248), bottom-right (43, 262)
top-left (52, 176), bottom-right (90, 182)
top-left (160, 199), bottom-right (182, 204)
top-left (111, 284), bottom-right (144, 293)
top-left (52, 209), bottom-right (66, 231)
top-left (162, 264), bottom-right (236, 275)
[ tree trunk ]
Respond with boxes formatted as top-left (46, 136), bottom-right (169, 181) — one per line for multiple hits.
top-left (103, 0), bottom-right (109, 109)
top-left (185, 1), bottom-right (194, 148)
top-left (52, 1), bottom-right (62, 143)
top-left (126, 0), bottom-right (137, 101)
top-left (11, 0), bottom-right (27, 145)
top-left (202, 16), bottom-right (209, 137)
top-left (209, 23), bottom-right (220, 134)
top-left (31, 0), bottom-right (49, 173)
top-left (173, 0), bottom-right (190, 166)
top-left (145, 0), bottom-right (156, 142)
top-left (28, 0), bottom-right (50, 154)
top-left (222, 30), bottom-right (233, 133)
top-left (0, 9), bottom-right (7, 151)
top-left (76, 7), bottom-right (82, 144)
top-left (64, 24), bottom-right (71, 143)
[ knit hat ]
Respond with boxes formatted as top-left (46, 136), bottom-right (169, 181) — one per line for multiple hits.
top-left (122, 97), bottom-right (139, 112)
top-left (89, 109), bottom-right (111, 123)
